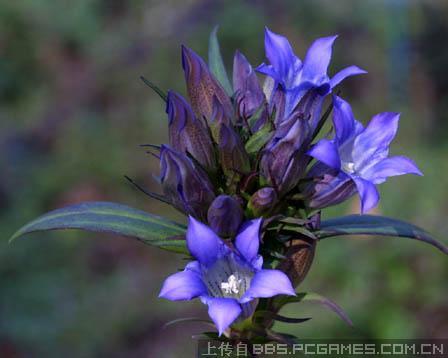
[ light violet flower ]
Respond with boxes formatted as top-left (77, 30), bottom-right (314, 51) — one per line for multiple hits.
top-left (159, 217), bottom-right (295, 335)
top-left (257, 27), bottom-right (366, 118)
top-left (307, 96), bottom-right (423, 213)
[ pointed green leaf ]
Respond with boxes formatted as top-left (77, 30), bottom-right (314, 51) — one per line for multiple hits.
top-left (140, 76), bottom-right (167, 101)
top-left (316, 215), bottom-right (447, 255)
top-left (245, 124), bottom-right (273, 154)
top-left (272, 292), bottom-right (353, 327)
top-left (247, 102), bottom-right (267, 129)
top-left (10, 201), bottom-right (187, 254)
top-left (208, 26), bottom-right (232, 96)
top-left (280, 224), bottom-right (317, 240)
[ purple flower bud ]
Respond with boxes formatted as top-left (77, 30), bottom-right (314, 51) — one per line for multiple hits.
top-left (293, 88), bottom-right (326, 133)
top-left (160, 145), bottom-right (215, 221)
top-left (166, 91), bottom-right (216, 172)
top-left (218, 123), bottom-right (251, 176)
top-left (302, 162), bottom-right (356, 209)
top-left (233, 51), bottom-right (265, 119)
top-left (260, 115), bottom-right (311, 195)
top-left (248, 187), bottom-right (278, 217)
top-left (208, 96), bottom-right (232, 142)
top-left (181, 45), bottom-right (233, 121)
top-left (269, 86), bottom-right (286, 126)
top-left (207, 195), bottom-right (243, 237)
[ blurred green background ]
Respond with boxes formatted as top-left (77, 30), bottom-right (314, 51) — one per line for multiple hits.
top-left (1, 0), bottom-right (447, 356)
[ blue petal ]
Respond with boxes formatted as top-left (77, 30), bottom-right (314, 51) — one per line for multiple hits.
top-left (332, 96), bottom-right (363, 145)
top-left (352, 176), bottom-right (380, 213)
top-left (240, 269), bottom-right (295, 303)
top-left (330, 65), bottom-right (367, 88)
top-left (352, 112), bottom-right (400, 170)
top-left (308, 139), bottom-right (341, 170)
top-left (205, 297), bottom-right (242, 336)
top-left (159, 261), bottom-right (207, 301)
top-left (302, 35), bottom-right (338, 83)
top-left (362, 156), bottom-right (423, 184)
top-left (235, 218), bottom-right (263, 264)
top-left (256, 63), bottom-right (280, 83)
top-left (263, 27), bottom-right (300, 83)
top-left (186, 216), bottom-right (224, 266)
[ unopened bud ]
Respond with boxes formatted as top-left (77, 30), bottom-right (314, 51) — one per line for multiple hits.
top-left (248, 187), bottom-right (278, 217)
top-left (207, 195), bottom-right (243, 237)
top-left (160, 145), bottom-right (215, 221)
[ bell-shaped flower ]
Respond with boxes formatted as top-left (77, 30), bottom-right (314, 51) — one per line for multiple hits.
top-left (257, 27), bottom-right (366, 119)
top-left (160, 145), bottom-right (215, 221)
top-left (181, 45), bottom-right (233, 121)
top-left (159, 217), bottom-right (295, 336)
top-left (307, 96), bottom-right (423, 213)
top-left (166, 91), bottom-right (216, 172)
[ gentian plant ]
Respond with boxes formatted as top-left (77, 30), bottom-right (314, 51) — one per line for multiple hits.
top-left (11, 27), bottom-right (448, 348)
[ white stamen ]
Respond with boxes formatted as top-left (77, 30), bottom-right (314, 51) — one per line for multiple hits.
top-left (342, 161), bottom-right (355, 174)
top-left (221, 274), bottom-right (242, 295)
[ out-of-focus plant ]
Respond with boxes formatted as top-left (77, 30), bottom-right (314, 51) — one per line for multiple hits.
top-left (11, 26), bottom-right (447, 349)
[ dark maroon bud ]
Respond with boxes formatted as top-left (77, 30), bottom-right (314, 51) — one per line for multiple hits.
top-left (160, 145), bottom-right (215, 221)
top-left (166, 91), bottom-right (216, 172)
top-left (260, 115), bottom-right (310, 195)
top-left (207, 195), bottom-right (243, 237)
top-left (233, 51), bottom-right (265, 119)
top-left (181, 45), bottom-right (233, 121)
top-left (269, 86), bottom-right (286, 126)
top-left (208, 96), bottom-right (232, 142)
top-left (302, 162), bottom-right (356, 209)
top-left (293, 88), bottom-right (327, 134)
top-left (248, 187), bottom-right (278, 217)
top-left (218, 123), bottom-right (251, 176)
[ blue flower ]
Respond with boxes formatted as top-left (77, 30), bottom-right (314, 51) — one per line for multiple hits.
top-left (257, 27), bottom-right (366, 118)
top-left (307, 96), bottom-right (423, 213)
top-left (159, 217), bottom-right (295, 335)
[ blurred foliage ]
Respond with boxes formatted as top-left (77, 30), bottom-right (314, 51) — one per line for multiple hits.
top-left (0, 0), bottom-right (447, 356)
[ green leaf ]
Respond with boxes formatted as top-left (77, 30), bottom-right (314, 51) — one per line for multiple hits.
top-left (245, 124), bottom-right (273, 154)
top-left (316, 215), bottom-right (448, 255)
top-left (272, 292), bottom-right (353, 327)
top-left (140, 76), bottom-right (167, 101)
top-left (208, 26), bottom-right (232, 96)
top-left (10, 201), bottom-right (188, 254)
top-left (280, 224), bottom-right (317, 240)
top-left (247, 102), bottom-right (267, 129)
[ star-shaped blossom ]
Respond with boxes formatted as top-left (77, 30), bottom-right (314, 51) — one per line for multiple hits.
top-left (257, 27), bottom-right (366, 117)
top-left (307, 96), bottom-right (423, 213)
top-left (159, 217), bottom-right (295, 336)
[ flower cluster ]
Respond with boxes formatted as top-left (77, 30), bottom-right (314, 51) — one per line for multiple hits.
top-left (13, 25), bottom-right (446, 350)
top-left (157, 28), bottom-right (422, 335)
